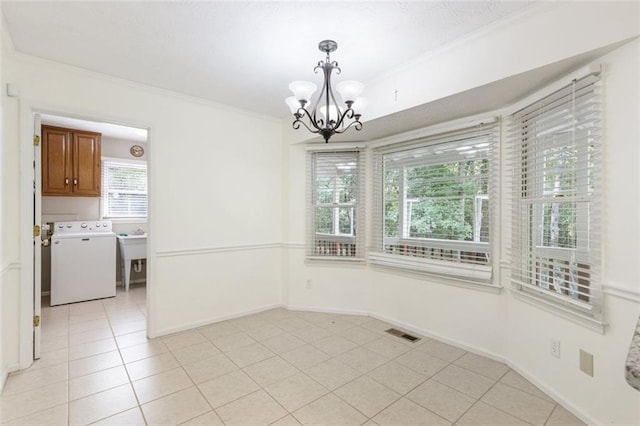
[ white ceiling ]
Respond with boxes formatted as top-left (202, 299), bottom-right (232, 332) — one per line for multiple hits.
top-left (2, 0), bottom-right (536, 119)
top-left (40, 114), bottom-right (148, 142)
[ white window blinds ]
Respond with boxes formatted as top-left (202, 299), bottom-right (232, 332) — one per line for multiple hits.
top-left (101, 160), bottom-right (148, 218)
top-left (371, 121), bottom-right (498, 281)
top-left (307, 150), bottom-right (365, 259)
top-left (507, 74), bottom-right (602, 317)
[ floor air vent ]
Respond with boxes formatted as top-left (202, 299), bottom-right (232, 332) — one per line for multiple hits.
top-left (385, 328), bottom-right (420, 342)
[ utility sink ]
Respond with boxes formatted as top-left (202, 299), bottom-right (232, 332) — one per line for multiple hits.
top-left (117, 234), bottom-right (146, 291)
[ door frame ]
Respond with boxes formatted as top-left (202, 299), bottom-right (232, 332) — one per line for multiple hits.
top-left (18, 100), bottom-right (156, 369)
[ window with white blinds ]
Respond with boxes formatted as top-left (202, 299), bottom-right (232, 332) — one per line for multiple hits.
top-left (101, 160), bottom-right (148, 218)
top-left (507, 74), bottom-right (602, 318)
top-left (370, 121), bottom-right (498, 281)
top-left (307, 150), bottom-right (365, 259)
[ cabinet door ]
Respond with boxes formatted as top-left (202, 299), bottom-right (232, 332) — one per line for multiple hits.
top-left (73, 131), bottom-right (101, 196)
top-left (42, 126), bottom-right (72, 195)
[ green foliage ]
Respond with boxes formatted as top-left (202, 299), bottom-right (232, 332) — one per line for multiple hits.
top-left (384, 159), bottom-right (489, 241)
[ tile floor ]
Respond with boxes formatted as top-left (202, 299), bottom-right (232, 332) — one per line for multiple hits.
top-left (0, 285), bottom-right (586, 425)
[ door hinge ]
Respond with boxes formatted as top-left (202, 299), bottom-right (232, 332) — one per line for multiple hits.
top-left (33, 135), bottom-right (40, 146)
top-left (33, 315), bottom-right (40, 327)
top-left (33, 225), bottom-right (41, 237)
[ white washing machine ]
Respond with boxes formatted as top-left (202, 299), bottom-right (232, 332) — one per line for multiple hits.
top-left (51, 220), bottom-right (116, 306)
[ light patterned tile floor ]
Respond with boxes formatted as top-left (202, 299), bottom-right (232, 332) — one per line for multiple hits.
top-left (0, 285), bottom-right (587, 426)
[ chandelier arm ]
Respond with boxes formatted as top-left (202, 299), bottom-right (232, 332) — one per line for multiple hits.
top-left (310, 67), bottom-right (328, 130)
top-left (294, 107), bottom-right (324, 133)
top-left (292, 117), bottom-right (321, 134)
top-left (333, 119), bottom-right (363, 134)
top-left (332, 107), bottom-right (355, 129)
top-left (326, 73), bottom-right (344, 130)
top-left (322, 64), bottom-right (333, 130)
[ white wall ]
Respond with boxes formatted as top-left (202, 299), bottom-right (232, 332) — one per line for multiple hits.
top-left (102, 136), bottom-right (147, 160)
top-left (0, 12), bottom-right (22, 390)
top-left (282, 4), bottom-right (640, 425)
top-left (1, 39), bottom-right (283, 377)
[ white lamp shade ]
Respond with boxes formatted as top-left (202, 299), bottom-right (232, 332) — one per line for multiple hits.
top-left (336, 80), bottom-right (365, 103)
top-left (289, 81), bottom-right (317, 102)
top-left (319, 105), bottom-right (342, 124)
top-left (285, 96), bottom-right (302, 114)
top-left (351, 97), bottom-right (368, 114)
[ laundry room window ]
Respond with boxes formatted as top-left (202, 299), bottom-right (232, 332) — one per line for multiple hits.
top-left (101, 159), bottom-right (148, 218)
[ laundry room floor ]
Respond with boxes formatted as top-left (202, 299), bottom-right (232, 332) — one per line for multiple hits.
top-left (0, 286), bottom-right (585, 425)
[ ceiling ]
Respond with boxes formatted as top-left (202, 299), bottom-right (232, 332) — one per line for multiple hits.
top-left (40, 114), bottom-right (148, 142)
top-left (2, 1), bottom-right (536, 119)
top-left (3, 1), bottom-right (626, 144)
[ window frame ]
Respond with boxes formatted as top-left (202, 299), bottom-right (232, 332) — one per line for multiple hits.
top-left (307, 149), bottom-right (365, 261)
top-left (508, 73), bottom-right (603, 325)
top-left (101, 157), bottom-right (148, 219)
top-left (370, 120), bottom-right (499, 284)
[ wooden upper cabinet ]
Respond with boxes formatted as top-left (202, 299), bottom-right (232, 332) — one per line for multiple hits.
top-left (42, 127), bottom-right (72, 195)
top-left (73, 131), bottom-right (101, 196)
top-left (42, 126), bottom-right (101, 197)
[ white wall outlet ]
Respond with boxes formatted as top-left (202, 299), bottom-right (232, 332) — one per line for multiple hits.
top-left (306, 279), bottom-right (312, 289)
top-left (550, 339), bottom-right (561, 358)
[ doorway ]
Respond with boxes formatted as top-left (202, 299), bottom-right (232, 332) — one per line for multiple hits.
top-left (30, 111), bottom-right (151, 363)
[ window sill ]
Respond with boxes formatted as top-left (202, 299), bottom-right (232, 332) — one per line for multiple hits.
top-left (510, 287), bottom-right (606, 334)
top-left (369, 252), bottom-right (492, 280)
top-left (305, 257), bottom-right (367, 267)
top-left (368, 253), bottom-right (500, 294)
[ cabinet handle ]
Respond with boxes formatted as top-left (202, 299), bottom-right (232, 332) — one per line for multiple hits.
top-left (65, 177), bottom-right (69, 185)
top-left (73, 178), bottom-right (78, 186)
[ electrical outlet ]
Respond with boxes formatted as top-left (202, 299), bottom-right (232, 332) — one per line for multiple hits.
top-left (579, 349), bottom-right (594, 376)
top-left (306, 279), bottom-right (312, 289)
top-left (550, 339), bottom-right (561, 358)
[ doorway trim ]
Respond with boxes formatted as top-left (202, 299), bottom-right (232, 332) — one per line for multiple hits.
top-left (18, 99), bottom-right (156, 369)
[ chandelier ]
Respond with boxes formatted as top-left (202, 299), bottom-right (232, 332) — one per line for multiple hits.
top-left (286, 40), bottom-right (366, 143)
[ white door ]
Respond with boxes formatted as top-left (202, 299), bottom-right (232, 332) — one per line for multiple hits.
top-left (33, 113), bottom-right (42, 360)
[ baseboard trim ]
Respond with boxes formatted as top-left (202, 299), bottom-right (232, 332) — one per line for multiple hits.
top-left (116, 279), bottom-right (147, 286)
top-left (368, 311), bottom-right (508, 364)
top-left (0, 369), bottom-right (6, 394)
top-left (507, 362), bottom-right (595, 426)
top-left (0, 364), bottom-right (19, 394)
top-left (286, 304), bottom-right (369, 317)
top-left (153, 303), bottom-right (283, 337)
